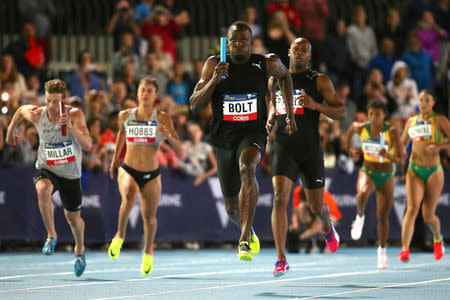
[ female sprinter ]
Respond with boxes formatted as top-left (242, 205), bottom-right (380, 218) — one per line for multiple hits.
top-left (399, 90), bottom-right (449, 262)
top-left (108, 76), bottom-right (181, 275)
top-left (346, 100), bottom-right (403, 268)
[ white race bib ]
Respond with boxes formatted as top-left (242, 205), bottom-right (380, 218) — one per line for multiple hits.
top-left (362, 139), bottom-right (388, 158)
top-left (408, 122), bottom-right (432, 142)
top-left (126, 120), bottom-right (157, 143)
top-left (223, 93), bottom-right (257, 122)
top-left (275, 89), bottom-right (304, 115)
top-left (45, 140), bottom-right (76, 166)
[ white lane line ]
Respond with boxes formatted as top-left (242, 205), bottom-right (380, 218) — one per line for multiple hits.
top-left (86, 270), bottom-right (383, 300)
top-left (294, 277), bottom-right (450, 299)
top-left (0, 268), bottom-right (134, 280)
top-left (0, 269), bottom-right (381, 295)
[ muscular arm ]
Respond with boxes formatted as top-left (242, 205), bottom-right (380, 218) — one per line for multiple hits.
top-left (400, 118), bottom-right (413, 147)
top-left (189, 56), bottom-right (223, 115)
top-left (266, 76), bottom-right (277, 132)
top-left (314, 74), bottom-right (346, 120)
top-left (113, 111), bottom-right (127, 163)
top-left (436, 114), bottom-right (450, 150)
top-left (345, 122), bottom-right (364, 152)
top-left (68, 108), bottom-right (93, 152)
top-left (266, 54), bottom-right (294, 120)
top-left (6, 105), bottom-right (40, 145)
top-left (385, 126), bottom-right (404, 165)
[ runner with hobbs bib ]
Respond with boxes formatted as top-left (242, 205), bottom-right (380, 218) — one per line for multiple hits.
top-left (6, 79), bottom-right (92, 277)
top-left (190, 21), bottom-right (296, 261)
top-left (267, 38), bottom-right (345, 277)
top-left (108, 76), bottom-right (181, 275)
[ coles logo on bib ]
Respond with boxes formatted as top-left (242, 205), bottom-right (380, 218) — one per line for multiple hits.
top-left (275, 89), bottom-right (304, 115)
top-left (45, 140), bottom-right (76, 166)
top-left (362, 138), bottom-right (388, 158)
top-left (223, 93), bottom-right (257, 122)
top-left (126, 120), bottom-right (157, 143)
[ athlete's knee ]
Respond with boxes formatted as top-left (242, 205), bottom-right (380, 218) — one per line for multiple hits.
top-left (121, 190), bottom-right (137, 207)
top-left (377, 213), bottom-right (389, 226)
top-left (421, 211), bottom-right (436, 224)
top-left (239, 162), bottom-right (256, 184)
top-left (36, 181), bottom-right (52, 200)
top-left (357, 188), bottom-right (371, 200)
top-left (310, 202), bottom-right (325, 216)
top-left (273, 189), bottom-right (289, 207)
top-left (406, 204), bottom-right (420, 217)
top-left (142, 215), bottom-right (157, 226)
top-left (65, 212), bottom-right (83, 228)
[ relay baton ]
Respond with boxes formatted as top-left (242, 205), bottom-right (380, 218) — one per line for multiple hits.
top-left (220, 37), bottom-right (227, 80)
top-left (379, 132), bottom-right (385, 163)
top-left (60, 100), bottom-right (67, 136)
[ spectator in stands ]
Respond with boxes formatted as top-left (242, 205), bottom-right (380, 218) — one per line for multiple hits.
top-left (173, 106), bottom-right (189, 140)
top-left (3, 22), bottom-right (45, 79)
top-left (267, 0), bottom-right (302, 33)
top-left (287, 185), bottom-right (342, 254)
top-left (0, 54), bottom-right (27, 105)
top-left (346, 5), bottom-right (378, 100)
top-left (366, 37), bottom-right (398, 85)
top-left (134, 0), bottom-right (155, 24)
top-left (107, 0), bottom-right (141, 51)
top-left (0, 114), bottom-right (9, 155)
top-left (336, 81), bottom-right (356, 132)
top-left (361, 68), bottom-right (389, 111)
top-left (108, 82), bottom-right (128, 113)
top-left (120, 97), bottom-right (138, 110)
top-left (416, 10), bottom-right (448, 66)
top-left (177, 122), bottom-right (217, 186)
top-left (401, 31), bottom-right (434, 91)
top-left (112, 32), bottom-right (141, 82)
top-left (21, 74), bottom-right (44, 106)
top-left (148, 33), bottom-right (174, 77)
top-left (243, 5), bottom-right (263, 38)
top-left (435, 0), bottom-right (449, 32)
top-left (252, 37), bottom-right (269, 55)
top-left (68, 95), bottom-right (83, 110)
top-left (18, 0), bottom-right (55, 63)
top-left (142, 5), bottom-right (189, 61)
top-left (168, 61), bottom-right (190, 105)
top-left (99, 110), bottom-right (126, 163)
top-left (23, 124), bottom-right (39, 165)
top-left (84, 91), bottom-right (108, 123)
top-left (0, 81), bottom-right (19, 115)
top-left (377, 8), bottom-right (406, 57)
top-left (404, 0), bottom-right (439, 30)
top-left (323, 19), bottom-right (352, 84)
top-left (70, 50), bottom-right (103, 100)
top-left (142, 51), bottom-right (169, 96)
top-left (121, 62), bottom-right (139, 95)
top-left (387, 61), bottom-right (419, 130)
top-left (265, 11), bottom-right (296, 66)
top-left (83, 118), bottom-right (103, 173)
top-left (295, 0), bottom-right (329, 70)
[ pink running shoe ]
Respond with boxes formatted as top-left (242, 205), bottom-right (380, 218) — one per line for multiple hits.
top-left (324, 220), bottom-right (340, 252)
top-left (273, 259), bottom-right (290, 277)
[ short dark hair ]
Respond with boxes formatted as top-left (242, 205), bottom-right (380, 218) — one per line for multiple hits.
top-left (45, 79), bottom-right (67, 97)
top-left (229, 21), bottom-right (252, 38)
top-left (139, 75), bottom-right (159, 91)
top-left (367, 99), bottom-right (387, 114)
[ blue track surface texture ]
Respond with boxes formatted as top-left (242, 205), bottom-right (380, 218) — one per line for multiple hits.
top-left (0, 247), bottom-right (449, 299)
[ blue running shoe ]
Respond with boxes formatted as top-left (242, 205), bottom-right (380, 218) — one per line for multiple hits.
top-left (74, 252), bottom-right (86, 277)
top-left (42, 237), bottom-right (57, 255)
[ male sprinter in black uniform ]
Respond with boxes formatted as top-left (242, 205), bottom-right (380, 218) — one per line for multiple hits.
top-left (190, 21), bottom-right (296, 261)
top-left (267, 38), bottom-right (346, 276)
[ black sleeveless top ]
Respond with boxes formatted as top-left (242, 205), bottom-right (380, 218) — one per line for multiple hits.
top-left (275, 68), bottom-right (323, 153)
top-left (211, 54), bottom-right (268, 149)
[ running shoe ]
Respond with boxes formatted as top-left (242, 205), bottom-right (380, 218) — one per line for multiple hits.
top-left (141, 253), bottom-right (154, 276)
top-left (351, 215), bottom-right (365, 240)
top-left (249, 227), bottom-right (260, 255)
top-left (42, 237), bottom-right (57, 255)
top-left (324, 220), bottom-right (340, 252)
top-left (236, 241), bottom-right (253, 261)
top-left (273, 259), bottom-right (290, 277)
top-left (74, 252), bottom-right (86, 277)
top-left (434, 240), bottom-right (445, 260)
top-left (399, 249), bottom-right (410, 262)
top-left (108, 236), bottom-right (124, 259)
top-left (377, 246), bottom-right (388, 269)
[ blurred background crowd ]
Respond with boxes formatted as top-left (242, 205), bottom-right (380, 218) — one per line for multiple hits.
top-left (0, 0), bottom-right (449, 181)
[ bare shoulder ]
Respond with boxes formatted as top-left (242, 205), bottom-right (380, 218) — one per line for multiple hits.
top-left (435, 113), bottom-right (448, 123)
top-left (68, 106), bottom-right (85, 118)
top-left (205, 55), bottom-right (219, 67)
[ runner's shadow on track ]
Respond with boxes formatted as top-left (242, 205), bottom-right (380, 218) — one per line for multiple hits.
top-left (163, 277), bottom-right (226, 280)
top-left (60, 278), bottom-right (122, 282)
top-left (255, 293), bottom-right (378, 299)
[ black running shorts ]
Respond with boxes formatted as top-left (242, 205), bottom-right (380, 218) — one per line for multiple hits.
top-left (214, 134), bottom-right (266, 197)
top-left (34, 169), bottom-right (82, 211)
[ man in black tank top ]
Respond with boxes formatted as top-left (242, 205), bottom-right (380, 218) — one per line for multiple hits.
top-left (267, 38), bottom-right (346, 277)
top-left (190, 21), bottom-right (296, 261)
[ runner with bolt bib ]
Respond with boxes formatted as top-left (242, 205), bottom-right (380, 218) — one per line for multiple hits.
top-left (190, 21), bottom-right (296, 262)
top-left (267, 38), bottom-right (345, 277)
